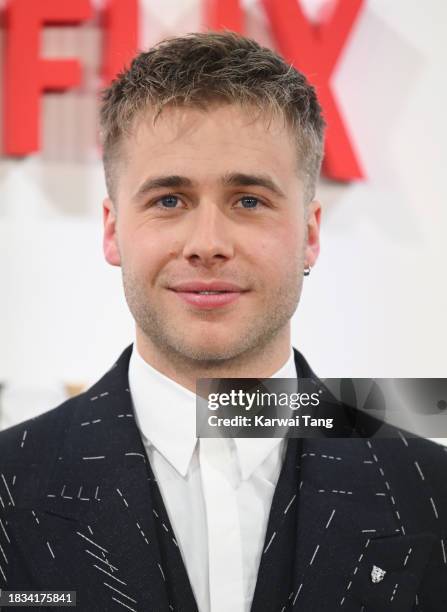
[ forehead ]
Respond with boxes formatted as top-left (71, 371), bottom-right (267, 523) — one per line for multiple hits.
top-left (116, 103), bottom-right (301, 198)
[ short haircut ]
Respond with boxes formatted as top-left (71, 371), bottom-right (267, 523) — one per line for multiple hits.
top-left (100, 31), bottom-right (326, 203)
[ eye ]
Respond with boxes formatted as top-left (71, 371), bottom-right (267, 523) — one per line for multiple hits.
top-left (157, 195), bottom-right (180, 208)
top-left (237, 196), bottom-right (262, 209)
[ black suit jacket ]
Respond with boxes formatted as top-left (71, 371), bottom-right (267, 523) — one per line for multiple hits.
top-left (0, 345), bottom-right (446, 611)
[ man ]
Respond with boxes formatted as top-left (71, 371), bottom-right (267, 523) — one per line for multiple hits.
top-left (0, 32), bottom-right (446, 612)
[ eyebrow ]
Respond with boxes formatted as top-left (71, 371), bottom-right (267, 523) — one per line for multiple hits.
top-left (133, 175), bottom-right (193, 200)
top-left (132, 172), bottom-right (286, 201)
top-left (221, 172), bottom-right (286, 198)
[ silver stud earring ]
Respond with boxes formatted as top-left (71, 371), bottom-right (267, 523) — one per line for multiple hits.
top-left (304, 265), bottom-right (311, 276)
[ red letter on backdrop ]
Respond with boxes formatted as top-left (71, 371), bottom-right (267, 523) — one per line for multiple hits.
top-left (3, 0), bottom-right (93, 155)
top-left (261, 0), bottom-right (364, 181)
top-left (102, 0), bottom-right (139, 86)
top-left (203, 0), bottom-right (243, 32)
top-left (204, 0), bottom-right (364, 181)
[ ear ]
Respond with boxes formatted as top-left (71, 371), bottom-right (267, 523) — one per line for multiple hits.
top-left (305, 200), bottom-right (321, 268)
top-left (103, 197), bottom-right (121, 267)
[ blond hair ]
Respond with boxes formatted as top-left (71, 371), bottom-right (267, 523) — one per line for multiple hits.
top-left (100, 31), bottom-right (325, 203)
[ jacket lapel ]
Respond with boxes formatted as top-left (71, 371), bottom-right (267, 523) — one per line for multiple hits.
top-left (288, 436), bottom-right (436, 611)
top-left (8, 346), bottom-right (196, 611)
top-left (251, 350), bottom-right (437, 611)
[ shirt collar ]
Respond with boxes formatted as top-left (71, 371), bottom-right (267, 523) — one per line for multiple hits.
top-left (129, 347), bottom-right (197, 477)
top-left (129, 345), bottom-right (297, 479)
top-left (233, 351), bottom-right (297, 480)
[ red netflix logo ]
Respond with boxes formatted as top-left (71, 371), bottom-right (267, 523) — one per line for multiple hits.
top-left (1, 0), bottom-right (364, 181)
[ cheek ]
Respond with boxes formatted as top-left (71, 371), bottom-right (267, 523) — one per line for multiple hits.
top-left (253, 225), bottom-right (303, 266)
top-left (118, 224), bottom-right (154, 273)
top-left (121, 224), bottom-right (184, 281)
top-left (281, 221), bottom-right (305, 262)
top-left (249, 241), bottom-right (299, 291)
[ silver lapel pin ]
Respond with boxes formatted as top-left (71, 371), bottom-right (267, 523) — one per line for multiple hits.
top-left (371, 565), bottom-right (386, 583)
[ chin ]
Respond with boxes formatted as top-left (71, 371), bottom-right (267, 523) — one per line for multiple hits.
top-left (174, 338), bottom-right (245, 364)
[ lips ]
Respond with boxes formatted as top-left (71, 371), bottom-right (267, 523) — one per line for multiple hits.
top-left (169, 281), bottom-right (248, 309)
top-left (170, 281), bottom-right (245, 293)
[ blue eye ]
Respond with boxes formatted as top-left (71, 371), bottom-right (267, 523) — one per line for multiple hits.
top-left (240, 196), bottom-right (260, 209)
top-left (158, 195), bottom-right (179, 208)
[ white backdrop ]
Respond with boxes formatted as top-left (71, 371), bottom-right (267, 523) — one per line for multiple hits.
top-left (1, 0), bottom-right (446, 431)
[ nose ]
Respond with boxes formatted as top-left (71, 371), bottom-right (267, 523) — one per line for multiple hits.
top-left (182, 202), bottom-right (234, 267)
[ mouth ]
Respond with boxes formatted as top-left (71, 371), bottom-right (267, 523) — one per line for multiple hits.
top-left (168, 281), bottom-right (249, 310)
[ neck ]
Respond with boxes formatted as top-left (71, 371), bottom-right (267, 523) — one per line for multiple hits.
top-left (135, 327), bottom-right (292, 393)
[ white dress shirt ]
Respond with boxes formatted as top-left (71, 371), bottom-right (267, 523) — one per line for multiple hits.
top-left (128, 345), bottom-right (297, 612)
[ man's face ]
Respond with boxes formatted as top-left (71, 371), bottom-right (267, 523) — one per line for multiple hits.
top-left (103, 104), bottom-right (320, 364)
